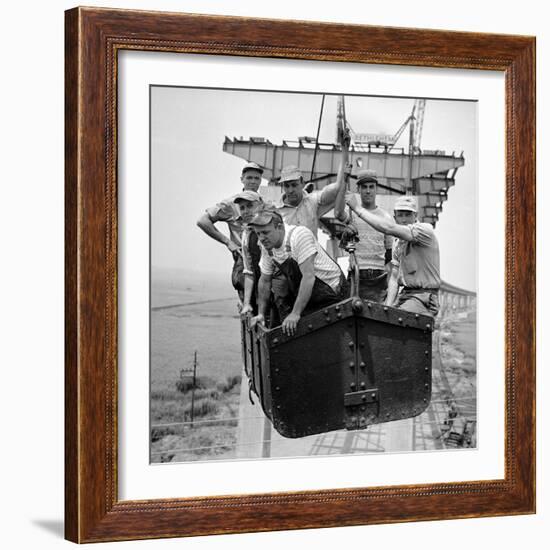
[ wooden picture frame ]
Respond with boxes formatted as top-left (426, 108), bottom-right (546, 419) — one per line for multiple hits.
top-left (65, 6), bottom-right (535, 543)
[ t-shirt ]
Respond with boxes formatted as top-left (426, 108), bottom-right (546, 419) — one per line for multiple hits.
top-left (275, 183), bottom-right (337, 236)
top-left (342, 200), bottom-right (393, 270)
top-left (392, 222), bottom-right (440, 289)
top-left (204, 194), bottom-right (243, 247)
top-left (259, 224), bottom-right (342, 290)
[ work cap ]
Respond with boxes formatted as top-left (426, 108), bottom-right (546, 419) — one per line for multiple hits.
top-left (394, 196), bottom-right (418, 213)
top-left (356, 169), bottom-right (378, 186)
top-left (248, 208), bottom-right (284, 227)
top-left (233, 191), bottom-right (263, 204)
top-left (279, 165), bottom-right (302, 183)
top-left (242, 161), bottom-right (264, 175)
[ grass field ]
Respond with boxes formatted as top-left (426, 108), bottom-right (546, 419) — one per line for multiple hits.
top-left (151, 269), bottom-right (243, 392)
top-left (150, 269), bottom-right (478, 462)
top-left (150, 269), bottom-right (243, 462)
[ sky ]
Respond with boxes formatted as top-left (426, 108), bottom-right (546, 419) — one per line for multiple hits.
top-left (151, 86), bottom-right (477, 291)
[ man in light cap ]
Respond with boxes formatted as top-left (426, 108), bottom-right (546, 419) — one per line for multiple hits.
top-left (345, 193), bottom-right (440, 316)
top-left (196, 162), bottom-right (264, 302)
top-left (232, 191), bottom-right (265, 315)
top-left (249, 210), bottom-right (348, 336)
top-left (274, 164), bottom-right (340, 236)
top-left (334, 136), bottom-right (393, 302)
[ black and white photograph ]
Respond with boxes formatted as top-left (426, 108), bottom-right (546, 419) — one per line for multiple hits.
top-left (150, 87), bottom-right (477, 463)
top-left (3, 0), bottom-right (544, 548)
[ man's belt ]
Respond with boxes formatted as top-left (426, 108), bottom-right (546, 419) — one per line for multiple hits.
top-left (359, 268), bottom-right (385, 277)
top-left (402, 287), bottom-right (439, 293)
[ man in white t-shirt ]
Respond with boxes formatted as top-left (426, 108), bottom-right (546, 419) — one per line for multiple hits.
top-left (233, 190), bottom-right (264, 315)
top-left (334, 135), bottom-right (393, 302)
top-left (249, 210), bottom-right (348, 336)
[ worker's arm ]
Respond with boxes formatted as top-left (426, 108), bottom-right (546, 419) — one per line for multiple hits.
top-left (385, 263), bottom-right (400, 307)
top-left (196, 212), bottom-right (241, 255)
top-left (241, 274), bottom-right (255, 315)
top-left (250, 273), bottom-right (272, 328)
top-left (281, 254), bottom-right (316, 336)
top-left (346, 195), bottom-right (414, 241)
top-left (334, 133), bottom-right (351, 222)
top-left (240, 233), bottom-right (256, 315)
top-left (318, 181), bottom-right (340, 207)
top-left (318, 128), bottom-right (350, 208)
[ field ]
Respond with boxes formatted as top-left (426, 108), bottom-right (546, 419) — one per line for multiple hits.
top-left (150, 269), bottom-right (478, 462)
top-left (150, 269), bottom-right (243, 462)
top-left (151, 268), bottom-right (243, 389)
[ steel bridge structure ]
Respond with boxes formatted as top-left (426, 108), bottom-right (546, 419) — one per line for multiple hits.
top-left (223, 136), bottom-right (465, 226)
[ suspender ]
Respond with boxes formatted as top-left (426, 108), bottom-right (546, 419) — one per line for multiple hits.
top-left (269, 226), bottom-right (342, 277)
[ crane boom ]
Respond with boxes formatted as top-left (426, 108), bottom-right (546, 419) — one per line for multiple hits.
top-left (413, 99), bottom-right (426, 152)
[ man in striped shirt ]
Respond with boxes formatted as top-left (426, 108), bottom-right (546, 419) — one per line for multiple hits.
top-left (249, 210), bottom-right (348, 336)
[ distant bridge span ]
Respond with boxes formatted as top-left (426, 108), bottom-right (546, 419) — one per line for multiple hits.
top-left (439, 281), bottom-right (476, 316)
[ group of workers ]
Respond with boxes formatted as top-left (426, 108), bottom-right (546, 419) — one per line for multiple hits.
top-left (197, 135), bottom-right (440, 337)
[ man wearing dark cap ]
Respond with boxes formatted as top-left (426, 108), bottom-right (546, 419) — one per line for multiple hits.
top-left (345, 194), bottom-right (440, 316)
top-left (274, 164), bottom-right (340, 237)
top-left (196, 162), bottom-right (264, 302)
top-left (334, 139), bottom-right (393, 302)
top-left (249, 210), bottom-right (348, 336)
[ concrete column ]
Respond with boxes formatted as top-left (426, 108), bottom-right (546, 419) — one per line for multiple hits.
top-left (236, 369), bottom-right (272, 459)
top-left (385, 418), bottom-right (414, 451)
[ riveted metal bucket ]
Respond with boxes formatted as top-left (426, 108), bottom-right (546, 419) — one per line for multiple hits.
top-left (241, 297), bottom-right (433, 438)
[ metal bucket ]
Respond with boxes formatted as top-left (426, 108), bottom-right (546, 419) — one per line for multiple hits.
top-left (241, 297), bottom-right (433, 438)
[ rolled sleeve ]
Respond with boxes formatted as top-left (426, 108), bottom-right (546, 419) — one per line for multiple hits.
top-left (205, 200), bottom-right (233, 223)
top-left (410, 223), bottom-right (435, 246)
top-left (293, 228), bottom-right (318, 265)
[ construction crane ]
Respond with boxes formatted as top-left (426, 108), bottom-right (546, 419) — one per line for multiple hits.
top-left (413, 98), bottom-right (426, 153)
top-left (406, 99), bottom-right (427, 189)
top-left (348, 98), bottom-right (426, 152)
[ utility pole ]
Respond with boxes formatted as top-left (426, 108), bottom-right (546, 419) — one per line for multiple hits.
top-left (180, 350), bottom-right (198, 428)
top-left (191, 351), bottom-right (197, 427)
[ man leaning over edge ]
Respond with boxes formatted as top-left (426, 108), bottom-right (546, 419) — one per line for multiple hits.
top-left (249, 210), bottom-right (349, 336)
